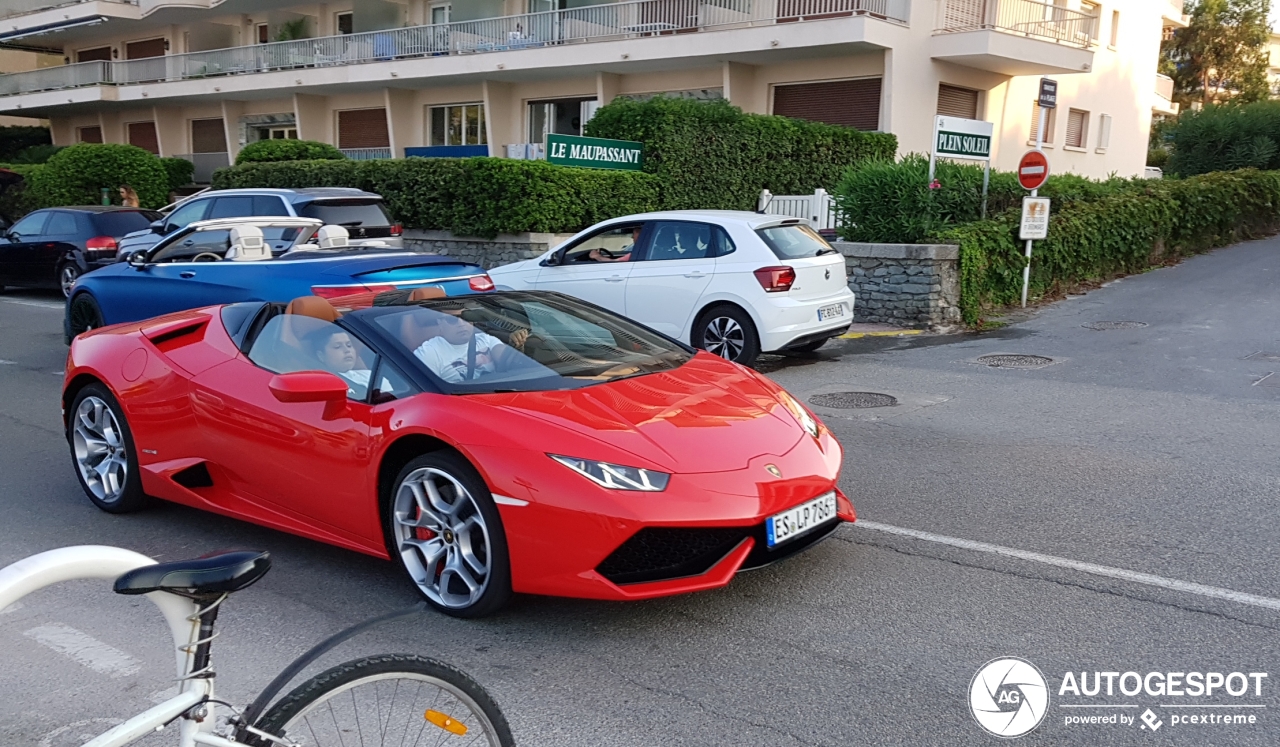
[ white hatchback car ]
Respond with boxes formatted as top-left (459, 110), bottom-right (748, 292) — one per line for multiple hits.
top-left (488, 211), bottom-right (854, 366)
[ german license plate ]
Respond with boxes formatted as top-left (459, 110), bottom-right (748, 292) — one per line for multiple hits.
top-left (766, 491), bottom-right (838, 548)
top-left (818, 303), bottom-right (844, 321)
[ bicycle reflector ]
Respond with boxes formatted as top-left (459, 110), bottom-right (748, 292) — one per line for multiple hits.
top-left (425, 710), bottom-right (468, 736)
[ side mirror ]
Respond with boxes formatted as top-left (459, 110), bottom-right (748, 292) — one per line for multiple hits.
top-left (268, 371), bottom-right (349, 403)
top-left (151, 219), bottom-right (167, 234)
top-left (127, 251), bottom-right (148, 268)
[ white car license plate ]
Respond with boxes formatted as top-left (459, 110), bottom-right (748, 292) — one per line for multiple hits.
top-left (766, 491), bottom-right (838, 548)
top-left (817, 303), bottom-right (844, 321)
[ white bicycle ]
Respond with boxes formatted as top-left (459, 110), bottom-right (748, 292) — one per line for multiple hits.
top-left (0, 546), bottom-right (515, 747)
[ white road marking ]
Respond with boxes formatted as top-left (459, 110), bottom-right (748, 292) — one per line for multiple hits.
top-left (23, 623), bottom-right (142, 678)
top-left (0, 298), bottom-right (63, 310)
top-left (854, 521), bottom-right (1280, 612)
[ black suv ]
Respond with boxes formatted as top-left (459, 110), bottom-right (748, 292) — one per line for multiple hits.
top-left (117, 188), bottom-right (403, 261)
top-left (0, 206), bottom-right (162, 297)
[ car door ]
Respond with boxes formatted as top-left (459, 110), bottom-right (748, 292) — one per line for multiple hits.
top-left (623, 221), bottom-right (717, 337)
top-left (110, 229), bottom-right (241, 321)
top-left (0, 211), bottom-right (49, 286)
top-left (162, 197), bottom-right (212, 234)
top-left (533, 222), bottom-right (648, 315)
top-left (189, 313), bottom-right (382, 543)
top-left (38, 211), bottom-right (81, 287)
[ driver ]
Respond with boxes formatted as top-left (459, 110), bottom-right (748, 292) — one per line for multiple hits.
top-left (412, 308), bottom-right (530, 383)
top-left (588, 226), bottom-right (642, 263)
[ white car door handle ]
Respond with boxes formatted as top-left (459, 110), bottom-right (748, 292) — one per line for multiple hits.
top-left (605, 275), bottom-right (625, 282)
top-left (683, 271), bottom-right (706, 278)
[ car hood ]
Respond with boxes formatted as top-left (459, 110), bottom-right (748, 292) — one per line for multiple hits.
top-left (475, 353), bottom-right (806, 473)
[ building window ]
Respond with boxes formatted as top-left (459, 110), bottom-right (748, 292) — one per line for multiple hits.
top-left (127, 121), bottom-right (160, 154)
top-left (528, 97), bottom-right (598, 141)
top-left (1030, 102), bottom-right (1056, 144)
top-left (125, 38), bottom-right (166, 60)
top-left (937, 84), bottom-right (979, 119)
top-left (1065, 108), bottom-right (1089, 149)
top-left (429, 103), bottom-right (486, 146)
top-left (191, 118), bottom-right (228, 154)
top-left (431, 3), bottom-right (451, 25)
top-left (1110, 10), bottom-right (1119, 47)
top-left (257, 23), bottom-right (270, 44)
top-left (1096, 113), bottom-right (1112, 152)
top-left (268, 127), bottom-right (298, 140)
top-left (337, 108), bottom-right (391, 150)
top-left (77, 126), bottom-right (103, 143)
top-left (76, 46), bottom-right (112, 63)
top-left (772, 78), bottom-right (882, 131)
top-left (336, 12), bottom-right (353, 34)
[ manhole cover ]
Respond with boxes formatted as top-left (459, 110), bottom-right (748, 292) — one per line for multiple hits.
top-left (976, 354), bottom-right (1055, 369)
top-left (1083, 321), bottom-right (1148, 330)
top-left (808, 392), bottom-right (898, 409)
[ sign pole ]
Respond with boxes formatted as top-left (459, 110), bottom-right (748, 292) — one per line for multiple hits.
top-left (1022, 102), bottom-right (1049, 308)
top-left (981, 162), bottom-right (990, 220)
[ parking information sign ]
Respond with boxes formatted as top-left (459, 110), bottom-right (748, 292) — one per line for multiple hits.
top-left (933, 116), bottom-right (993, 161)
top-left (1038, 78), bottom-right (1058, 109)
top-left (1020, 197), bottom-right (1051, 240)
top-left (545, 134), bottom-right (644, 171)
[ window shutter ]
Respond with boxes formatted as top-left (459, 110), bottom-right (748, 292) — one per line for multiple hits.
top-left (337, 108), bottom-right (391, 149)
top-left (191, 118), bottom-right (227, 154)
top-left (937, 85), bottom-right (979, 119)
top-left (127, 121), bottom-right (160, 154)
top-left (772, 78), bottom-right (882, 131)
top-left (76, 46), bottom-right (112, 62)
top-left (1030, 102), bottom-right (1055, 144)
top-left (1066, 109), bottom-right (1088, 148)
top-left (1097, 113), bottom-right (1112, 150)
top-left (78, 126), bottom-right (103, 144)
top-left (125, 38), bottom-right (166, 60)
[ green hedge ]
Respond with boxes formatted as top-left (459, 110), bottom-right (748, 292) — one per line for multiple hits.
top-left (160, 157), bottom-right (195, 192)
top-left (935, 169), bottom-right (1280, 324)
top-left (0, 126), bottom-right (51, 161)
top-left (212, 157), bottom-right (662, 238)
top-left (834, 154), bottom-right (1146, 243)
top-left (235, 139), bottom-right (346, 164)
top-left (26, 144), bottom-right (169, 209)
top-left (585, 97), bottom-right (896, 211)
top-left (1167, 101), bottom-right (1280, 176)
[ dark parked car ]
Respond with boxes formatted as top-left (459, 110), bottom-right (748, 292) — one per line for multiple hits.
top-left (0, 207), bottom-right (162, 297)
top-left (116, 188), bottom-right (403, 262)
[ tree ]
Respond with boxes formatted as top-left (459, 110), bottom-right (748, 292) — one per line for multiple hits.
top-left (1161, 0), bottom-right (1270, 108)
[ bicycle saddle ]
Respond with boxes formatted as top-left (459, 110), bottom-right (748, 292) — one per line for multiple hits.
top-left (113, 550), bottom-right (271, 596)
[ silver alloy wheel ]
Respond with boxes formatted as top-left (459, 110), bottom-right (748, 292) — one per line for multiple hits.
top-left (72, 396), bottom-right (128, 503)
top-left (703, 316), bottom-right (746, 361)
top-left (393, 467), bottom-right (492, 609)
top-left (60, 266), bottom-right (79, 298)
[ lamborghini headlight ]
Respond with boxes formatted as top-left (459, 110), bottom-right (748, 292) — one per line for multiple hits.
top-left (549, 454), bottom-right (671, 492)
top-left (777, 390), bottom-right (820, 439)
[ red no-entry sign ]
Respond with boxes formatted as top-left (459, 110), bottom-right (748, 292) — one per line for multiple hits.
top-left (1018, 150), bottom-right (1050, 191)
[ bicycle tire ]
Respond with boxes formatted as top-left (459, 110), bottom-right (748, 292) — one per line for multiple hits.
top-left (252, 653), bottom-right (515, 747)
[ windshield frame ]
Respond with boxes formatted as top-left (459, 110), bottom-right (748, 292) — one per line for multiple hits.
top-left (343, 291), bottom-right (696, 396)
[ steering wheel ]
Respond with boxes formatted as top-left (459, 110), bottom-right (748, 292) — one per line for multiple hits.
top-left (596, 247), bottom-right (619, 260)
top-left (191, 252), bottom-right (222, 263)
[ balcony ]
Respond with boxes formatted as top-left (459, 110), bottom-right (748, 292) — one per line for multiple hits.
top-left (1154, 72), bottom-right (1178, 115)
top-left (932, 0), bottom-right (1096, 76)
top-left (340, 148), bottom-right (392, 161)
top-left (1162, 0), bottom-right (1189, 29)
top-left (0, 0), bottom-right (909, 103)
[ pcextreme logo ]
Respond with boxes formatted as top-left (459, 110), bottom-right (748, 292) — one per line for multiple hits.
top-left (970, 658), bottom-right (1269, 738)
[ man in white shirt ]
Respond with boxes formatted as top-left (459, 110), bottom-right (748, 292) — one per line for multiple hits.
top-left (413, 310), bottom-right (529, 383)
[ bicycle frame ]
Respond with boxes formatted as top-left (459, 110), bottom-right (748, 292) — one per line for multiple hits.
top-left (0, 546), bottom-right (245, 747)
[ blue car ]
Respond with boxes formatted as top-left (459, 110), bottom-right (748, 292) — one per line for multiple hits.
top-left (65, 216), bottom-right (492, 343)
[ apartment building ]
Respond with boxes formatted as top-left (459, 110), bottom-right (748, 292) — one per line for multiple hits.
top-left (0, 0), bottom-right (1186, 182)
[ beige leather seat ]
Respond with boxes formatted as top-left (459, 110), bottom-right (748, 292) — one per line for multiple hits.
top-left (317, 225), bottom-right (350, 250)
top-left (225, 225), bottom-right (270, 261)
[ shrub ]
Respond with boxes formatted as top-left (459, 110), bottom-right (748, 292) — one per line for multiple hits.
top-left (585, 97), bottom-right (896, 210)
top-left (1167, 101), bottom-right (1280, 176)
top-left (235, 139), bottom-right (346, 165)
top-left (26, 144), bottom-right (169, 209)
top-left (212, 157), bottom-right (662, 238)
top-left (0, 126), bottom-right (51, 161)
top-left (0, 163), bottom-right (46, 221)
top-left (935, 169), bottom-right (1280, 324)
top-left (1147, 148), bottom-right (1170, 169)
top-left (160, 157), bottom-right (195, 192)
top-left (9, 144), bottom-right (63, 164)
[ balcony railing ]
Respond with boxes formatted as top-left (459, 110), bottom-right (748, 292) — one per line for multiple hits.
top-left (1156, 73), bottom-right (1174, 101)
top-left (340, 147), bottom-right (393, 161)
top-left (176, 152), bottom-right (229, 184)
top-left (935, 0), bottom-right (1098, 47)
top-left (0, 0), bottom-right (908, 98)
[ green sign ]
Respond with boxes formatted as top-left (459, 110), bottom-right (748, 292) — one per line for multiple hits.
top-left (545, 134), bottom-right (644, 171)
top-left (935, 130), bottom-right (991, 159)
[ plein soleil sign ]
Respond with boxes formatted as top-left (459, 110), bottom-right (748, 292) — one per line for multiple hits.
top-left (933, 116), bottom-right (993, 161)
top-left (545, 134), bottom-right (644, 171)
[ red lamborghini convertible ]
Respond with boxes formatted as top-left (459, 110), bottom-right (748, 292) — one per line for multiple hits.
top-left (62, 289), bottom-right (854, 616)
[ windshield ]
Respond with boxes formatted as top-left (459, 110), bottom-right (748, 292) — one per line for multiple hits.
top-left (756, 223), bottom-right (836, 260)
top-left (360, 292), bottom-right (692, 393)
top-left (300, 201), bottom-right (392, 227)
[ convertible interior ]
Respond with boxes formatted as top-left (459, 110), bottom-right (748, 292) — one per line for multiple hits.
top-left (151, 224), bottom-right (386, 264)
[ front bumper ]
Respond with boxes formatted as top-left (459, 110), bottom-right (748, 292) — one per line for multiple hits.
top-left (470, 427), bottom-right (853, 602)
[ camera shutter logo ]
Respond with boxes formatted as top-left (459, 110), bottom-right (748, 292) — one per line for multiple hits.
top-left (969, 658), bottom-right (1050, 738)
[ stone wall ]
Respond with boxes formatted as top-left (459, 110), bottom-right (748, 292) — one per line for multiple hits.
top-left (401, 229), bottom-right (576, 270)
top-left (834, 242), bottom-right (961, 329)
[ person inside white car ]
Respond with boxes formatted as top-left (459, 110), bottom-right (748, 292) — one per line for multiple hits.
top-left (413, 308), bottom-right (530, 383)
top-left (588, 226), bottom-right (642, 263)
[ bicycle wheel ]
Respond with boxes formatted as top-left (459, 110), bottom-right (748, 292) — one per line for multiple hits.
top-left (253, 653), bottom-right (514, 747)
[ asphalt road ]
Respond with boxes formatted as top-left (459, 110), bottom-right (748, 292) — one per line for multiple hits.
top-left (1, 237), bottom-right (1279, 746)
